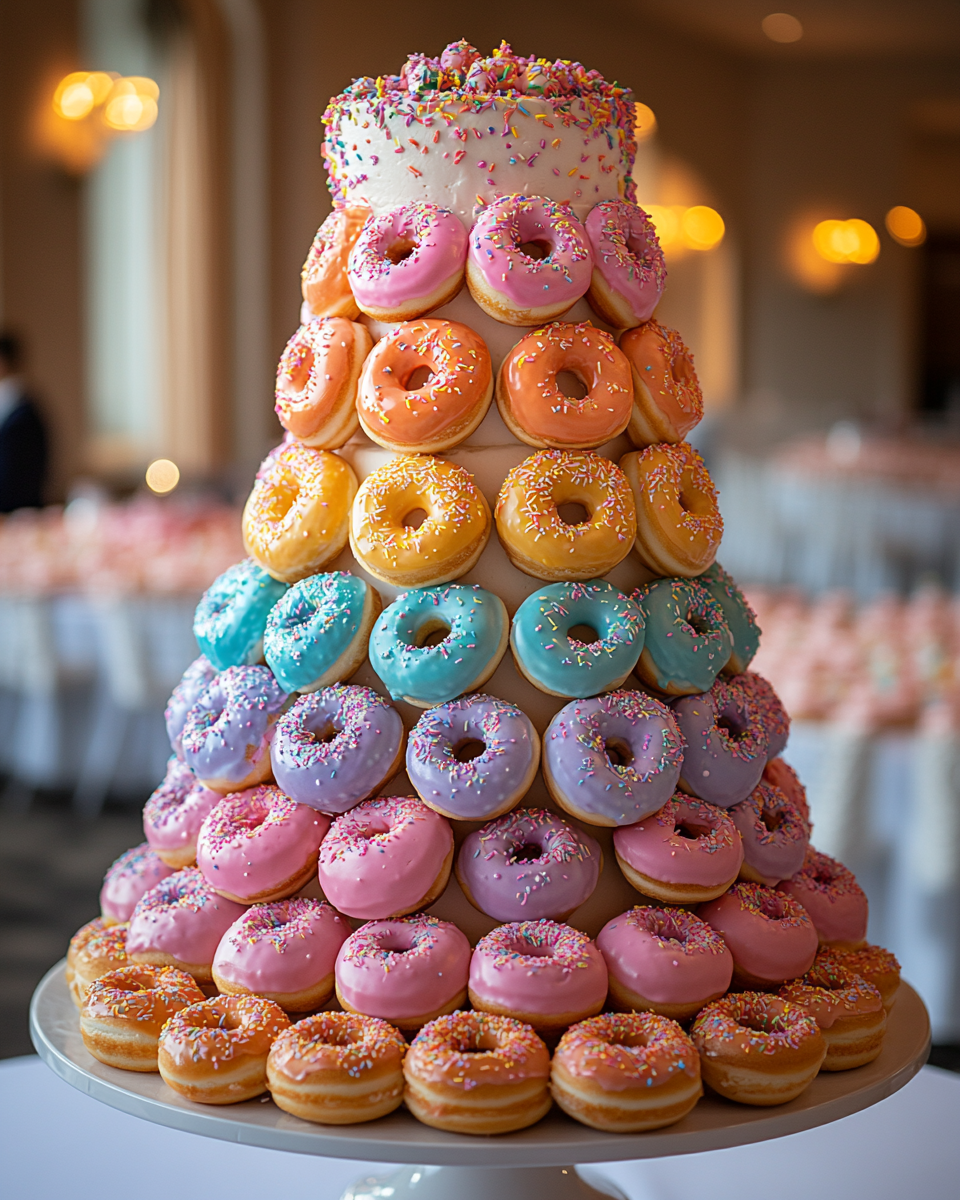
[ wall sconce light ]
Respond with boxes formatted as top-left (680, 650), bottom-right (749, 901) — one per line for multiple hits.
top-left (634, 103), bottom-right (657, 143)
top-left (885, 206), bottom-right (926, 247)
top-left (38, 70), bottom-right (160, 175)
top-left (642, 204), bottom-right (725, 257)
top-left (786, 214), bottom-right (880, 293)
top-left (811, 219), bottom-right (880, 265)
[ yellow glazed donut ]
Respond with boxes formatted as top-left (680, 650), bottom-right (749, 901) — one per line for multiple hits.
top-left (495, 449), bottom-right (637, 581)
top-left (620, 320), bottom-right (704, 446)
top-left (350, 454), bottom-right (492, 588)
top-left (243, 440), bottom-right (358, 583)
top-left (619, 442), bottom-right (723, 577)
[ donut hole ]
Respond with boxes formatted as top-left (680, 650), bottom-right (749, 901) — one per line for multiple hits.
top-left (671, 353), bottom-right (695, 386)
top-left (625, 229), bottom-right (652, 260)
top-left (308, 721), bottom-right (341, 745)
top-left (402, 508), bottom-right (428, 530)
top-left (453, 738), bottom-right (487, 763)
top-left (286, 346), bottom-right (314, 393)
top-left (375, 933), bottom-right (414, 955)
top-left (514, 938), bottom-right (555, 959)
top-left (604, 738), bottom-right (633, 769)
top-left (557, 502), bottom-right (590, 526)
top-left (555, 370), bottom-right (589, 401)
top-left (716, 711), bottom-right (749, 742)
top-left (609, 1031), bottom-right (651, 1050)
top-left (760, 808), bottom-right (784, 833)
top-left (685, 610), bottom-right (711, 636)
top-left (354, 817), bottom-right (391, 841)
top-left (404, 365), bottom-right (435, 392)
top-left (675, 819), bottom-right (709, 841)
top-left (386, 237), bottom-right (417, 265)
top-left (567, 623), bottom-right (600, 646)
top-left (414, 619), bottom-right (451, 649)
top-left (518, 239), bottom-right (552, 261)
top-left (509, 841), bottom-right (547, 865)
top-left (737, 1010), bottom-right (787, 1035)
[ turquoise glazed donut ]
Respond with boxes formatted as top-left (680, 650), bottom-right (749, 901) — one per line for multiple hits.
top-left (193, 559), bottom-right (289, 671)
top-left (369, 584), bottom-right (509, 707)
top-left (263, 571), bottom-right (380, 693)
top-left (697, 562), bottom-right (761, 675)
top-left (511, 580), bottom-right (644, 698)
top-left (632, 578), bottom-right (732, 697)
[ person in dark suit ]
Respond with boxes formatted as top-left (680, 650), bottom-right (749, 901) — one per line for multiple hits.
top-left (0, 332), bottom-right (48, 512)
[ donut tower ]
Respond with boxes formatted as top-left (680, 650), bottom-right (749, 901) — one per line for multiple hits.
top-left (72, 42), bottom-right (902, 1134)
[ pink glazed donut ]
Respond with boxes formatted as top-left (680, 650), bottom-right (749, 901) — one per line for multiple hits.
top-left (613, 794), bottom-right (744, 905)
top-left (468, 920), bottom-right (608, 1037)
top-left (143, 761), bottom-right (222, 870)
top-left (212, 898), bottom-right (349, 1011)
top-left (456, 808), bottom-right (601, 923)
top-left (197, 785), bottom-right (330, 905)
top-left (763, 756), bottom-right (812, 837)
top-left (584, 200), bottom-right (666, 330)
top-left (730, 780), bottom-right (809, 887)
top-left (699, 881), bottom-right (818, 989)
top-left (597, 905), bottom-right (733, 1022)
top-left (777, 848), bottom-right (868, 949)
top-left (672, 675), bottom-right (770, 808)
top-left (100, 843), bottom-right (175, 925)
top-left (317, 796), bottom-right (454, 921)
top-left (335, 914), bottom-right (471, 1031)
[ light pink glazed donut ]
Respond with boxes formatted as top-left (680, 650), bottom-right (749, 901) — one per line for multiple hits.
top-left (317, 796), bottom-right (454, 920)
top-left (468, 919), bottom-right (608, 1037)
top-left (347, 202), bottom-right (467, 320)
top-left (597, 905), bottom-right (733, 1022)
top-left (335, 914), bottom-right (471, 1030)
top-left (763, 756), bottom-right (812, 836)
top-left (699, 881), bottom-right (818, 989)
top-left (143, 763), bottom-right (222, 870)
top-left (777, 848), bottom-right (868, 949)
top-left (100, 843), bottom-right (174, 925)
top-left (729, 780), bottom-right (809, 887)
top-left (584, 200), bottom-right (666, 330)
top-left (613, 794), bottom-right (744, 905)
top-left (196, 785), bottom-right (330, 905)
top-left (212, 898), bottom-right (349, 1011)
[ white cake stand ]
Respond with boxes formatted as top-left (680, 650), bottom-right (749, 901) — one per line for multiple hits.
top-left (31, 962), bottom-right (930, 1200)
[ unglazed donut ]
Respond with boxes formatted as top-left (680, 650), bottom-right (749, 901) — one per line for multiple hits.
top-left (815, 944), bottom-right (900, 1012)
top-left (301, 203), bottom-right (370, 320)
top-left (243, 440), bottom-right (358, 584)
top-left (598, 905), bottom-right (733, 1021)
top-left (407, 694), bottom-right (539, 820)
top-left (691, 992), bottom-right (825, 1105)
top-left (158, 994), bottom-right (291, 1104)
top-left (357, 318), bottom-right (492, 453)
top-left (584, 201), bottom-right (666, 330)
top-left (193, 559), bottom-right (288, 671)
top-left (213, 898), bottom-right (349, 1011)
top-left (403, 1011), bottom-right (552, 1134)
top-left (511, 580), bottom-right (644, 698)
top-left (369, 584), bottom-right (508, 707)
top-left (165, 656), bottom-right (218, 756)
top-left (267, 1012), bottom-right (407, 1124)
top-left (699, 882), bottom-right (818, 989)
top-left (496, 322), bottom-right (632, 450)
top-left (143, 766), bottom-right (221, 869)
top-left (350, 454), bottom-right (491, 588)
top-left (80, 964), bottom-right (204, 1071)
top-left (100, 844), bottom-right (174, 924)
top-left (620, 320), bottom-right (703, 446)
top-left (551, 1011), bottom-right (701, 1132)
top-left (335, 914), bottom-right (471, 1029)
top-left (632, 578), bottom-right (733, 696)
top-left (68, 919), bottom-right (129, 1006)
top-left (697, 562), bottom-right (761, 676)
top-left (543, 691), bottom-right (683, 827)
top-left (271, 685), bottom-right (405, 813)
top-left (495, 449), bottom-right (637, 582)
top-left (620, 442), bottom-right (722, 577)
top-left (740, 671), bottom-right (790, 758)
top-left (673, 675), bottom-right (771, 808)
top-left (730, 780), bottom-right (809, 887)
top-left (777, 848), bottom-right (868, 948)
top-left (780, 958), bottom-right (885, 1070)
top-left (457, 808), bottom-right (601, 922)
top-left (613, 795), bottom-right (744, 904)
top-left (317, 796), bottom-right (453, 920)
top-left (763, 756), bottom-right (812, 837)
top-left (274, 317), bottom-right (371, 449)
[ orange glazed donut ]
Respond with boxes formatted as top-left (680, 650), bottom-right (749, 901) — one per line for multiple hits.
top-left (68, 919), bottom-right (129, 1007)
top-left (496, 322), bottom-right (633, 450)
top-left (780, 958), bottom-right (886, 1071)
top-left (620, 442), bottom-right (723, 577)
top-left (691, 993), bottom-right (825, 1106)
top-left (80, 964), bottom-right (204, 1071)
top-left (301, 203), bottom-right (370, 320)
top-left (243, 440), bottom-right (358, 583)
top-left (403, 1011), bottom-right (552, 1135)
top-left (815, 944), bottom-right (901, 1012)
top-left (275, 317), bottom-right (372, 449)
top-left (357, 319), bottom-right (493, 453)
top-left (620, 320), bottom-right (704, 446)
top-left (267, 1012), bottom-right (407, 1124)
top-left (551, 1012), bottom-right (702, 1132)
top-left (350, 454), bottom-right (491, 588)
top-left (66, 917), bottom-right (106, 997)
top-left (158, 994), bottom-right (291, 1104)
top-left (495, 449), bottom-right (637, 581)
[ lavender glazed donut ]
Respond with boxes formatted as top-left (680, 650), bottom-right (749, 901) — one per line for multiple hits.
top-left (672, 675), bottom-right (770, 808)
top-left (196, 786), bottom-right (330, 904)
top-left (213, 898), bottom-right (349, 1010)
top-left (740, 672), bottom-right (790, 758)
top-left (335, 914), bottom-right (471, 1030)
top-left (584, 199), bottom-right (666, 330)
top-left (143, 761), bottom-right (222, 869)
top-left (165, 656), bottom-right (217, 757)
top-left (699, 882), bottom-right (818, 989)
top-left (180, 665), bottom-right (289, 794)
top-left (730, 780), bottom-right (809, 887)
top-left (406, 694), bottom-right (540, 821)
top-left (543, 690), bottom-right (684, 827)
top-left (597, 905), bottom-right (733, 1021)
top-left (270, 685), bottom-right (405, 814)
top-left (100, 843), bottom-right (175, 925)
top-left (456, 808), bottom-right (601, 923)
top-left (777, 848), bottom-right (868, 949)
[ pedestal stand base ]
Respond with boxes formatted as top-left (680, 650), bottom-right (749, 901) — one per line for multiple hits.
top-left (342, 1164), bottom-right (627, 1200)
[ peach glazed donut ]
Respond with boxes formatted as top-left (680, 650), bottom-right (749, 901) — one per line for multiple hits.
top-left (729, 779), bottom-right (809, 887)
top-left (551, 1011), bottom-right (701, 1132)
top-left (100, 843), bottom-right (174, 925)
top-left (620, 319), bottom-right (703, 446)
top-left (80, 964), bottom-right (204, 1071)
top-left (242, 439), bottom-right (358, 584)
top-left (598, 905), bottom-right (733, 1021)
top-left (350, 454), bottom-right (491, 588)
top-left (267, 1012), bottom-right (407, 1124)
top-left (584, 200), bottom-right (666, 331)
top-left (301, 202), bottom-right (370, 320)
top-left (780, 957), bottom-right (885, 1070)
top-left (66, 917), bottom-right (105, 1000)
top-left (403, 1011), bottom-right (552, 1134)
top-left (620, 442), bottom-right (723, 577)
top-left (691, 992), bottom-right (825, 1105)
top-left (496, 322), bottom-right (633, 451)
top-left (496, 448), bottom-right (637, 581)
top-left (68, 919), bottom-right (129, 1006)
top-left (356, 318), bottom-right (493, 453)
top-left (274, 316), bottom-right (371, 449)
top-left (815, 944), bottom-right (900, 1012)
top-left (699, 882), bottom-right (818, 989)
top-left (158, 994), bottom-right (291, 1104)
